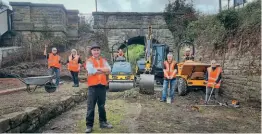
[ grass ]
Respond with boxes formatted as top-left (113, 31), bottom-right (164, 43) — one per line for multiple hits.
top-left (125, 44), bottom-right (144, 71)
top-left (76, 99), bottom-right (129, 133)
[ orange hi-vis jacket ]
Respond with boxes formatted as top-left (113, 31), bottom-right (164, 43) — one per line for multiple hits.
top-left (68, 55), bottom-right (80, 72)
top-left (116, 52), bottom-right (125, 58)
top-left (163, 60), bottom-right (177, 78)
top-left (207, 66), bottom-right (222, 88)
top-left (87, 57), bottom-right (108, 86)
top-left (48, 53), bottom-right (61, 69)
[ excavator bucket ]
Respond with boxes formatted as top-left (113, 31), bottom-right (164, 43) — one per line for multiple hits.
top-left (138, 74), bottom-right (155, 95)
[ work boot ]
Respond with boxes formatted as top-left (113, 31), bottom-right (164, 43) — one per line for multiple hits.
top-left (100, 122), bottom-right (113, 129)
top-left (75, 84), bottom-right (79, 87)
top-left (85, 126), bottom-right (93, 133)
top-left (160, 99), bottom-right (166, 102)
top-left (72, 84), bottom-right (78, 87)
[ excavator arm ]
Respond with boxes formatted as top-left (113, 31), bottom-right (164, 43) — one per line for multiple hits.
top-left (144, 25), bottom-right (153, 73)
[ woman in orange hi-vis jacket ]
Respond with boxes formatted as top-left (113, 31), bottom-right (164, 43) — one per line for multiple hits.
top-left (205, 60), bottom-right (222, 104)
top-left (44, 44), bottom-right (61, 86)
top-left (67, 49), bottom-right (82, 87)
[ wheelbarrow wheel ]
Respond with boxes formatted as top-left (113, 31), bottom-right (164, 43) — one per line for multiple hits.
top-left (44, 82), bottom-right (57, 93)
top-left (26, 85), bottom-right (37, 93)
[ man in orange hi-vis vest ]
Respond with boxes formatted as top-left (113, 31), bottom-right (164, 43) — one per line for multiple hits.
top-left (205, 60), bottom-right (222, 104)
top-left (44, 44), bottom-right (61, 86)
top-left (183, 48), bottom-right (194, 61)
top-left (67, 49), bottom-right (82, 87)
top-left (85, 43), bottom-right (112, 133)
top-left (160, 53), bottom-right (178, 103)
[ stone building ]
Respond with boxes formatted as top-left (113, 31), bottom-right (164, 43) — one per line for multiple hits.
top-left (1, 2), bottom-right (79, 46)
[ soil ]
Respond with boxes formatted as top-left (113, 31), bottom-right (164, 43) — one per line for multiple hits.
top-left (38, 88), bottom-right (261, 133)
top-left (0, 78), bottom-right (25, 90)
top-left (0, 82), bottom-right (87, 117)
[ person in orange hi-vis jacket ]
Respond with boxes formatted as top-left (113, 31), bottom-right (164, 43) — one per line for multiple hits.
top-left (44, 44), bottom-right (61, 86)
top-left (204, 60), bottom-right (222, 104)
top-left (85, 43), bottom-right (113, 133)
top-left (67, 49), bottom-right (82, 87)
top-left (160, 53), bottom-right (178, 103)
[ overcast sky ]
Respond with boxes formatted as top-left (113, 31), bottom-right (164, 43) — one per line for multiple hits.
top-left (9, 0), bottom-right (223, 14)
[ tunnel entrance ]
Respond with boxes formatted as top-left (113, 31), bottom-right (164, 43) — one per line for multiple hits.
top-left (113, 36), bottom-right (160, 71)
top-left (118, 36), bottom-right (160, 50)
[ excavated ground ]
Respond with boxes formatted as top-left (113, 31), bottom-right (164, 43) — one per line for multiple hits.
top-left (38, 88), bottom-right (261, 133)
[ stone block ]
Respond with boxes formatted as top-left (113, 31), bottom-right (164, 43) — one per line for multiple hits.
top-left (19, 122), bottom-right (30, 132)
top-left (38, 113), bottom-right (49, 125)
top-left (8, 126), bottom-right (21, 133)
top-left (60, 96), bottom-right (74, 110)
top-left (0, 118), bottom-right (10, 133)
top-left (3, 112), bottom-right (27, 129)
top-left (72, 94), bottom-right (81, 103)
top-left (24, 107), bottom-right (41, 120)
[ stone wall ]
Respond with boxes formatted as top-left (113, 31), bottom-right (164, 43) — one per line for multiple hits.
top-left (5, 2), bottom-right (79, 46)
top-left (0, 88), bottom-right (87, 133)
top-left (10, 2), bottom-right (68, 32)
top-left (194, 29), bottom-right (261, 102)
top-left (0, 2), bottom-right (80, 67)
top-left (92, 12), bottom-right (175, 51)
top-left (67, 10), bottom-right (79, 40)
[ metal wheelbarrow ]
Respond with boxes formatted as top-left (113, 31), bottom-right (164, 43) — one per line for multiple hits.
top-left (12, 74), bottom-right (57, 93)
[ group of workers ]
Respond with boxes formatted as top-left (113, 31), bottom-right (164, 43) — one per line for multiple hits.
top-left (44, 43), bottom-right (112, 133)
top-left (160, 48), bottom-right (222, 105)
top-left (44, 43), bottom-right (222, 133)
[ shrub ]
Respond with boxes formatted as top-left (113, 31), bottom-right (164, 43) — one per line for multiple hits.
top-left (217, 9), bottom-right (239, 31)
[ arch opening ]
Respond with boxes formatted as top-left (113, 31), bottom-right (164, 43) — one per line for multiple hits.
top-left (118, 36), bottom-right (160, 50)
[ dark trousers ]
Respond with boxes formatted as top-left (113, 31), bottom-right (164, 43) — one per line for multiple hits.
top-left (70, 71), bottom-right (79, 85)
top-left (86, 85), bottom-right (107, 127)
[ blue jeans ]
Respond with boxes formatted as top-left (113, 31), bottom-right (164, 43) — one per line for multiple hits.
top-left (161, 79), bottom-right (176, 101)
top-left (49, 67), bottom-right (60, 86)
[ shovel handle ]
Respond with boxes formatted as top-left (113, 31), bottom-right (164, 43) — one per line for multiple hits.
top-left (207, 87), bottom-right (215, 103)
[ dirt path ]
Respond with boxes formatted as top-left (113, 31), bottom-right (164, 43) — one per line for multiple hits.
top-left (38, 88), bottom-right (261, 133)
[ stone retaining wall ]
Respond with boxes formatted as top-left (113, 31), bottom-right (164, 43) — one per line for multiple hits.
top-left (0, 88), bottom-right (87, 133)
top-left (194, 33), bottom-right (261, 102)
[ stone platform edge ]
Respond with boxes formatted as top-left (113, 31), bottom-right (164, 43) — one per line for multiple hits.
top-left (0, 88), bottom-right (88, 133)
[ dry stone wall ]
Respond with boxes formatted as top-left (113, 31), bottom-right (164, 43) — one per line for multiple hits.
top-left (194, 30), bottom-right (261, 102)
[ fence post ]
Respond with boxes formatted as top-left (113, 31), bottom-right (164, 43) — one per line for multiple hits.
top-left (0, 49), bottom-right (2, 68)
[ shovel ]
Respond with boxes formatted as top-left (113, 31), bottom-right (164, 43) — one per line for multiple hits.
top-left (207, 85), bottom-right (215, 104)
top-left (167, 81), bottom-right (171, 104)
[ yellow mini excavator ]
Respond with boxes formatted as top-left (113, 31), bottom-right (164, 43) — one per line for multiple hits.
top-left (136, 25), bottom-right (170, 94)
